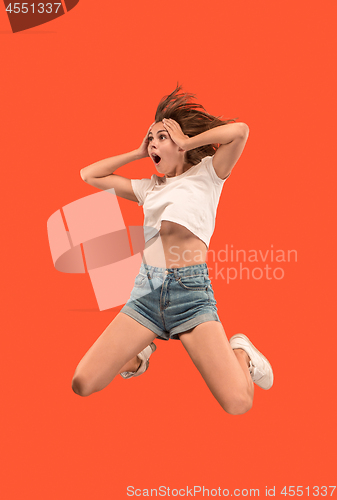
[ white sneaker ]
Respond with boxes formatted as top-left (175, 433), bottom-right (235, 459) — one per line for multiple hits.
top-left (229, 334), bottom-right (273, 390)
top-left (120, 342), bottom-right (157, 379)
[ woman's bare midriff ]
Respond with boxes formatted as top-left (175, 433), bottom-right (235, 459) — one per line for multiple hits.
top-left (142, 221), bottom-right (207, 268)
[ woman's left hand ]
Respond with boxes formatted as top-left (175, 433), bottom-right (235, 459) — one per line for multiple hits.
top-left (162, 119), bottom-right (190, 150)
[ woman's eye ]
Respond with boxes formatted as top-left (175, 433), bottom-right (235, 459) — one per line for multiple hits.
top-left (148, 136), bottom-right (153, 142)
top-left (159, 135), bottom-right (166, 140)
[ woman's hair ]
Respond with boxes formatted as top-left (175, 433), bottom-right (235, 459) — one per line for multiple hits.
top-left (155, 85), bottom-right (236, 165)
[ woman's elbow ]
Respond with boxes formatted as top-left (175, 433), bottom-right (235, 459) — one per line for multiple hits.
top-left (80, 168), bottom-right (88, 182)
top-left (238, 122), bottom-right (249, 139)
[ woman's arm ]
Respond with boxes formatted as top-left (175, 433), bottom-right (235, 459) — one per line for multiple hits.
top-left (80, 124), bottom-right (153, 200)
top-left (163, 119), bottom-right (249, 180)
top-left (80, 150), bottom-right (141, 201)
top-left (81, 150), bottom-right (142, 181)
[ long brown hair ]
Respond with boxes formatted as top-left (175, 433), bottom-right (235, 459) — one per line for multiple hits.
top-left (155, 85), bottom-right (236, 165)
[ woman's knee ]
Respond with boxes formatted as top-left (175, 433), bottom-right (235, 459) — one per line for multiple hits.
top-left (221, 394), bottom-right (253, 415)
top-left (71, 371), bottom-right (95, 397)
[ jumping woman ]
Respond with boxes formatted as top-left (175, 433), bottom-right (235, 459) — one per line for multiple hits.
top-left (72, 86), bottom-right (273, 415)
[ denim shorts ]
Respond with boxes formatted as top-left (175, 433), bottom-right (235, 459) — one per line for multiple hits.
top-left (120, 262), bottom-right (220, 340)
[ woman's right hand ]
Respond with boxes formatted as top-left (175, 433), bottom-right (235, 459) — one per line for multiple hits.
top-left (136, 122), bottom-right (155, 159)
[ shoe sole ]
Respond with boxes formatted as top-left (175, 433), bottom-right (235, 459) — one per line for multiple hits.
top-left (230, 333), bottom-right (274, 389)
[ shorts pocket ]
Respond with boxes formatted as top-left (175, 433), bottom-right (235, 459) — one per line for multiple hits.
top-left (204, 276), bottom-right (214, 292)
top-left (177, 275), bottom-right (208, 291)
top-left (134, 273), bottom-right (148, 288)
top-left (204, 276), bottom-right (217, 305)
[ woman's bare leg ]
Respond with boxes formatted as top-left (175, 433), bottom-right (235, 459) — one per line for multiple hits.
top-left (72, 313), bottom-right (157, 397)
top-left (179, 321), bottom-right (254, 415)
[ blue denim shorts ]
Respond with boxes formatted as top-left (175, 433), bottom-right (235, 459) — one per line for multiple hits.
top-left (120, 262), bottom-right (220, 340)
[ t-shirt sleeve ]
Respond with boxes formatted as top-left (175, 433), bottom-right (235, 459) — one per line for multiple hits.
top-left (131, 176), bottom-right (155, 206)
top-left (204, 155), bottom-right (230, 185)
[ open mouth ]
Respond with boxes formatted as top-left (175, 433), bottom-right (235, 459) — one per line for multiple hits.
top-left (151, 154), bottom-right (161, 165)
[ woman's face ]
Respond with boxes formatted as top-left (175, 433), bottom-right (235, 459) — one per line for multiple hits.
top-left (147, 121), bottom-right (184, 176)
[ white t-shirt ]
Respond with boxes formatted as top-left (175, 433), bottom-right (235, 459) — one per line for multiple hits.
top-left (131, 156), bottom-right (229, 248)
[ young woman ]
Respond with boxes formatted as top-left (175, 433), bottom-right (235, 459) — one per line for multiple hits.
top-left (72, 86), bottom-right (273, 415)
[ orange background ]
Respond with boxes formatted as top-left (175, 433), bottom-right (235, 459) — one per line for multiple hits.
top-left (1, 1), bottom-right (336, 498)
